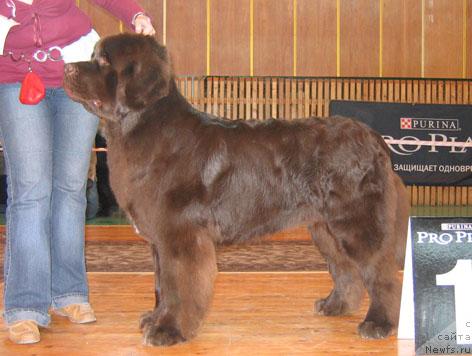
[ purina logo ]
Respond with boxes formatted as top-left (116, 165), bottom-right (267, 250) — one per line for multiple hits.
top-left (400, 118), bottom-right (461, 131)
top-left (441, 223), bottom-right (472, 231)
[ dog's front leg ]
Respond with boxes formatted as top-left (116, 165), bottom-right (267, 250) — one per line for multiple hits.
top-left (139, 243), bottom-right (161, 331)
top-left (141, 229), bottom-right (217, 346)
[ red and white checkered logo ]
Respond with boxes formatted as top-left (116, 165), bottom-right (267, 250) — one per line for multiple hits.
top-left (400, 117), bottom-right (412, 129)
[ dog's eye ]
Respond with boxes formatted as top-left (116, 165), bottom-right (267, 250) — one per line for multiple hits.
top-left (122, 62), bottom-right (136, 77)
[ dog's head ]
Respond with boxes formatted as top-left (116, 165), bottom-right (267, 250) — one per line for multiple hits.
top-left (63, 33), bottom-right (171, 122)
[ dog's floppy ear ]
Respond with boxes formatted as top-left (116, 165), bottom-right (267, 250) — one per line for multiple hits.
top-left (115, 36), bottom-right (172, 119)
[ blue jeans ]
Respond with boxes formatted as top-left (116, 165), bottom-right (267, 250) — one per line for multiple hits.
top-left (0, 83), bottom-right (99, 327)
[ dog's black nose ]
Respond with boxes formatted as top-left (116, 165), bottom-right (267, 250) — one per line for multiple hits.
top-left (64, 63), bottom-right (77, 76)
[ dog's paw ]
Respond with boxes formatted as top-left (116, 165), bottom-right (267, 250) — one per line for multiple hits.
top-left (139, 310), bottom-right (159, 331)
top-left (357, 320), bottom-right (393, 339)
top-left (315, 296), bottom-right (350, 316)
top-left (142, 324), bottom-right (186, 346)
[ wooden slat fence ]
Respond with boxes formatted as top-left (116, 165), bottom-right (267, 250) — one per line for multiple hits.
top-left (176, 76), bottom-right (472, 207)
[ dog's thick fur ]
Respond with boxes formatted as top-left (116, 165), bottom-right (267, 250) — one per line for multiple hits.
top-left (63, 33), bottom-right (410, 346)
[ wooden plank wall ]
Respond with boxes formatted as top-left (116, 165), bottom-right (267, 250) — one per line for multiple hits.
top-left (175, 76), bottom-right (472, 207)
top-left (77, 0), bottom-right (472, 78)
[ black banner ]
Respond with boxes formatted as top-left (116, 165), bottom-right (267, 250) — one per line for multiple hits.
top-left (329, 101), bottom-right (472, 186)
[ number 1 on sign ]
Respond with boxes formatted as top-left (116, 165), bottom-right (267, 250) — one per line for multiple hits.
top-left (436, 259), bottom-right (472, 345)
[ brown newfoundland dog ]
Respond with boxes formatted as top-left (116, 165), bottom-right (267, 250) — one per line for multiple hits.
top-left (63, 33), bottom-right (409, 346)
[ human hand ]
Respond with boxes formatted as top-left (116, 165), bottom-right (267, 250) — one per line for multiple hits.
top-left (134, 14), bottom-right (156, 36)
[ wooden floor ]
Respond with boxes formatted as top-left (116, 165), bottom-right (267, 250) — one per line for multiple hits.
top-left (0, 225), bottom-right (415, 355)
top-left (0, 272), bottom-right (414, 356)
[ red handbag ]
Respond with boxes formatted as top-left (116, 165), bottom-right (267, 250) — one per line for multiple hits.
top-left (19, 70), bottom-right (45, 105)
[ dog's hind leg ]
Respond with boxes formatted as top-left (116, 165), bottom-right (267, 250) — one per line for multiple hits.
top-left (309, 223), bottom-right (365, 316)
top-left (141, 227), bottom-right (217, 346)
top-left (356, 258), bottom-right (401, 339)
top-left (356, 179), bottom-right (407, 339)
top-left (356, 199), bottom-right (405, 339)
top-left (327, 204), bottom-right (402, 339)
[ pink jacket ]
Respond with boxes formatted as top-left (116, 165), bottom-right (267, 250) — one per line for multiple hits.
top-left (0, 0), bottom-right (143, 87)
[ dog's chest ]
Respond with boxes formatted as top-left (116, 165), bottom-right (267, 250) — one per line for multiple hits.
top-left (107, 147), bottom-right (160, 237)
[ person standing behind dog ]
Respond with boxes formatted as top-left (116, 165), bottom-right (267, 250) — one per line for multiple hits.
top-left (0, 0), bottom-right (155, 344)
